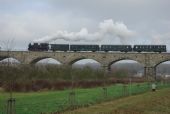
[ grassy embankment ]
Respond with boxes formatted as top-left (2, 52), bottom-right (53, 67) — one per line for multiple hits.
top-left (0, 83), bottom-right (169, 114)
top-left (62, 88), bottom-right (170, 114)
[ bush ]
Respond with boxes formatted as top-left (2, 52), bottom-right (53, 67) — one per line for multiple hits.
top-left (0, 65), bottom-right (145, 92)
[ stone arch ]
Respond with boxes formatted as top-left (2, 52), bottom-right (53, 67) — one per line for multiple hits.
top-left (108, 58), bottom-right (145, 78)
top-left (30, 57), bottom-right (62, 64)
top-left (0, 56), bottom-right (21, 63)
top-left (68, 57), bottom-right (102, 66)
top-left (154, 59), bottom-right (170, 68)
top-left (154, 59), bottom-right (170, 79)
top-left (108, 58), bottom-right (145, 71)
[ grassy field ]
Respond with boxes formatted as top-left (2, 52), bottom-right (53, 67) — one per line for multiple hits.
top-left (62, 88), bottom-right (170, 114)
top-left (0, 82), bottom-right (169, 114)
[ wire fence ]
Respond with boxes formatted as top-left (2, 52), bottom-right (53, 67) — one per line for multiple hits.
top-left (0, 82), bottom-right (170, 114)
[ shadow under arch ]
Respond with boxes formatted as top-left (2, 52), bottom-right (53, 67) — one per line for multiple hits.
top-left (30, 57), bottom-right (62, 64)
top-left (0, 56), bottom-right (9, 61)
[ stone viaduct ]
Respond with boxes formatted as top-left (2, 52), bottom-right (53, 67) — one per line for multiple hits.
top-left (0, 51), bottom-right (170, 79)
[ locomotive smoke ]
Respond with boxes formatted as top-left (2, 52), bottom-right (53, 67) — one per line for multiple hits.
top-left (34, 19), bottom-right (135, 44)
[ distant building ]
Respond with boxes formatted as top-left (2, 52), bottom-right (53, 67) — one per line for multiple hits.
top-left (164, 74), bottom-right (170, 78)
top-left (134, 71), bottom-right (143, 77)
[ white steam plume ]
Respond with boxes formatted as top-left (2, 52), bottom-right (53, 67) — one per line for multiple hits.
top-left (33, 19), bottom-right (135, 44)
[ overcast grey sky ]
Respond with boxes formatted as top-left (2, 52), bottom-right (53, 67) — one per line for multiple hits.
top-left (0, 0), bottom-right (170, 50)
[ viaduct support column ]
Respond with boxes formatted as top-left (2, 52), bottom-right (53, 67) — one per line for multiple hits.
top-left (102, 64), bottom-right (110, 78)
top-left (102, 64), bottom-right (109, 73)
top-left (144, 67), bottom-right (156, 81)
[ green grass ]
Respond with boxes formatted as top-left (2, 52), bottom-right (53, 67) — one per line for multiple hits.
top-left (62, 88), bottom-right (170, 114)
top-left (0, 82), bottom-right (170, 114)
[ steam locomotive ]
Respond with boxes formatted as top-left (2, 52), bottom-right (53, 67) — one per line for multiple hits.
top-left (28, 43), bottom-right (166, 53)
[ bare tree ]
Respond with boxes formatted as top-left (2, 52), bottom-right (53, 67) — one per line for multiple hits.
top-left (1, 38), bottom-right (17, 114)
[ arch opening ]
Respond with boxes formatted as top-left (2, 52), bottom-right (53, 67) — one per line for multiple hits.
top-left (31, 57), bottom-right (61, 65)
top-left (109, 59), bottom-right (144, 78)
top-left (156, 60), bottom-right (170, 80)
top-left (72, 59), bottom-right (101, 70)
top-left (0, 57), bottom-right (20, 66)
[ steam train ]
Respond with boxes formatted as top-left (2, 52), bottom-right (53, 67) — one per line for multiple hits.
top-left (28, 43), bottom-right (167, 53)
